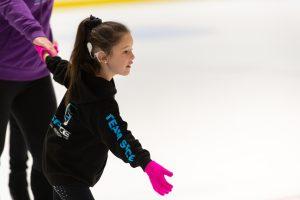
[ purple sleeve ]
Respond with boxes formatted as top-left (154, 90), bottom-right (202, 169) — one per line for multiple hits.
top-left (0, 0), bottom-right (46, 42)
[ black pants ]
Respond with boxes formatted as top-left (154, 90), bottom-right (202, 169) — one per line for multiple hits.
top-left (9, 116), bottom-right (30, 200)
top-left (53, 185), bottom-right (95, 200)
top-left (0, 76), bottom-right (57, 200)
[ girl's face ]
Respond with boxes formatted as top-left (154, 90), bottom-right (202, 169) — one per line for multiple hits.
top-left (107, 32), bottom-right (135, 76)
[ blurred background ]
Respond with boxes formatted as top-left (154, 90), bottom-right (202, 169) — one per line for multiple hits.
top-left (1, 0), bottom-right (300, 199)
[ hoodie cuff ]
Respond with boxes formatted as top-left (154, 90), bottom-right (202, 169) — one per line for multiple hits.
top-left (45, 56), bottom-right (58, 73)
top-left (30, 30), bottom-right (47, 43)
top-left (140, 157), bottom-right (152, 171)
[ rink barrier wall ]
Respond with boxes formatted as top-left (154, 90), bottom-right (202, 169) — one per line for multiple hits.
top-left (54, 0), bottom-right (170, 8)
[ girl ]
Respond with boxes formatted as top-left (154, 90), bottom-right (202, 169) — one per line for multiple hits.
top-left (36, 15), bottom-right (173, 199)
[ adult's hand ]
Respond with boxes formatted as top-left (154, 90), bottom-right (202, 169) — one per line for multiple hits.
top-left (33, 37), bottom-right (57, 56)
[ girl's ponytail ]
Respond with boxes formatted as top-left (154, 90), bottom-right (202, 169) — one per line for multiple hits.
top-left (65, 16), bottom-right (101, 105)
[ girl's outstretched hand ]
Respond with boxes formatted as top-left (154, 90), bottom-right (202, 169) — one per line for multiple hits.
top-left (144, 161), bottom-right (173, 196)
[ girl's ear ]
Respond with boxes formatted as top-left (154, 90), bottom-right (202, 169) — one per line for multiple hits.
top-left (97, 51), bottom-right (108, 64)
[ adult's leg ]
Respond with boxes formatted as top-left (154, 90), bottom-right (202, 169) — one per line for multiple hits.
top-left (53, 185), bottom-right (95, 200)
top-left (0, 80), bottom-right (16, 158)
top-left (11, 76), bottom-right (57, 200)
top-left (0, 80), bottom-right (26, 200)
top-left (9, 116), bottom-right (30, 200)
top-left (0, 105), bottom-right (9, 160)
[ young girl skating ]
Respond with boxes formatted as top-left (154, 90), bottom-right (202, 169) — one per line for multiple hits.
top-left (36, 15), bottom-right (173, 199)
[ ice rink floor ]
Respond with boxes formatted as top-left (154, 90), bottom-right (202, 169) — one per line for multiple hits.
top-left (1, 0), bottom-right (300, 199)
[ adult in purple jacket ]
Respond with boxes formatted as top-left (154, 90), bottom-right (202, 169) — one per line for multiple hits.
top-left (0, 0), bottom-right (58, 199)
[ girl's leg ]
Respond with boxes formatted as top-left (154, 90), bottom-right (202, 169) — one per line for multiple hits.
top-left (53, 189), bottom-right (61, 200)
top-left (53, 185), bottom-right (95, 200)
top-left (8, 116), bottom-right (30, 200)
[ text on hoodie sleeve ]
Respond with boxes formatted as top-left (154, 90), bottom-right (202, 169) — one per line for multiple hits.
top-left (96, 100), bottom-right (151, 170)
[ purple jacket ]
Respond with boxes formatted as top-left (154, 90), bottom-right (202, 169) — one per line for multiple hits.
top-left (0, 0), bottom-right (54, 81)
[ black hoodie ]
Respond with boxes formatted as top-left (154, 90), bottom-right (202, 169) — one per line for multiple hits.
top-left (42, 56), bottom-right (151, 186)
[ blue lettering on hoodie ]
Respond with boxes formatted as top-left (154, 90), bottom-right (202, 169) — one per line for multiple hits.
top-left (105, 114), bottom-right (135, 162)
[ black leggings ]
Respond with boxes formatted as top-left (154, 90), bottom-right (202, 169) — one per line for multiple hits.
top-left (9, 116), bottom-right (30, 200)
top-left (0, 76), bottom-right (57, 200)
top-left (53, 185), bottom-right (95, 200)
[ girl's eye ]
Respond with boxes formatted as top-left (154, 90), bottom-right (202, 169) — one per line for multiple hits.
top-left (124, 49), bottom-right (132, 54)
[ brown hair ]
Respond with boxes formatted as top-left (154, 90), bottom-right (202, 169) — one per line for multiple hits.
top-left (65, 16), bottom-right (129, 104)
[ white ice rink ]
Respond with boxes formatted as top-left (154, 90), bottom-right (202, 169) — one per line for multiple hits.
top-left (1, 0), bottom-right (300, 199)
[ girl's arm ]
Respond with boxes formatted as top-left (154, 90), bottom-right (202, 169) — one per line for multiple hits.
top-left (35, 45), bottom-right (69, 87)
top-left (45, 55), bottom-right (69, 88)
top-left (95, 101), bottom-right (173, 195)
top-left (97, 101), bottom-right (151, 169)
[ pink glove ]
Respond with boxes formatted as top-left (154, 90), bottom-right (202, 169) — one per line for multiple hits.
top-left (144, 161), bottom-right (173, 196)
top-left (34, 43), bottom-right (59, 61)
